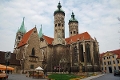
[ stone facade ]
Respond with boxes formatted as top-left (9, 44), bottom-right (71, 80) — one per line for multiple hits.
top-left (100, 49), bottom-right (120, 73)
top-left (14, 27), bottom-right (42, 73)
top-left (13, 2), bottom-right (100, 73)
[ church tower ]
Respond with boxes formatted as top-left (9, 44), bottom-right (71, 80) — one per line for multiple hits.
top-left (14, 18), bottom-right (26, 48)
top-left (68, 12), bottom-right (78, 37)
top-left (53, 2), bottom-right (65, 45)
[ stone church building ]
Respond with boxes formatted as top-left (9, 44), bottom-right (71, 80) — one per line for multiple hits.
top-left (14, 2), bottom-right (100, 73)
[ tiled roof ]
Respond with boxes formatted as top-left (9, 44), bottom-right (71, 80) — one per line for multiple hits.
top-left (111, 49), bottom-right (120, 59)
top-left (18, 27), bottom-right (35, 48)
top-left (99, 53), bottom-right (105, 60)
top-left (43, 35), bottom-right (54, 45)
top-left (0, 51), bottom-right (20, 66)
top-left (65, 32), bottom-right (92, 44)
top-left (100, 49), bottom-right (120, 59)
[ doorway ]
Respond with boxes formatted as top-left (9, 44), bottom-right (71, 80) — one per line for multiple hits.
top-left (109, 67), bottom-right (112, 73)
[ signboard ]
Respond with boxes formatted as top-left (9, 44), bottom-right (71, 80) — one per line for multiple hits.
top-left (5, 52), bottom-right (11, 60)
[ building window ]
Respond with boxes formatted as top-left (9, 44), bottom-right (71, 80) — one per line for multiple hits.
top-left (31, 48), bottom-right (35, 56)
top-left (62, 24), bottom-right (63, 27)
top-left (114, 67), bottom-right (116, 70)
top-left (74, 31), bottom-right (76, 34)
top-left (18, 36), bottom-right (21, 40)
top-left (86, 44), bottom-right (91, 62)
top-left (109, 61), bottom-right (111, 65)
top-left (104, 62), bottom-right (106, 65)
top-left (113, 56), bottom-right (114, 58)
top-left (108, 61), bottom-right (109, 65)
top-left (30, 64), bottom-right (34, 69)
top-left (58, 23), bottom-right (61, 26)
top-left (105, 67), bottom-right (106, 70)
top-left (119, 66), bottom-right (120, 70)
top-left (55, 24), bottom-right (57, 27)
top-left (113, 61), bottom-right (115, 64)
top-left (104, 57), bottom-right (105, 60)
top-left (117, 60), bottom-right (119, 63)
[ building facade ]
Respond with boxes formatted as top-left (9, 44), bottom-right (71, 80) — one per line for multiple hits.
top-left (14, 2), bottom-right (100, 73)
top-left (100, 49), bottom-right (120, 73)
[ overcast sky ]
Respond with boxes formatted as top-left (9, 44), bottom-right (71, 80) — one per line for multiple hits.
top-left (0, 0), bottom-right (120, 53)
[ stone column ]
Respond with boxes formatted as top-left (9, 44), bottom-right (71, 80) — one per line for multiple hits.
top-left (90, 41), bottom-right (94, 71)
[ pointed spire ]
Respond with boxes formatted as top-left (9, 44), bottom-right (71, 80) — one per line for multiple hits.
top-left (18, 17), bottom-right (26, 33)
top-left (39, 25), bottom-right (43, 38)
top-left (71, 12), bottom-right (75, 19)
top-left (57, 1), bottom-right (62, 10)
top-left (69, 12), bottom-right (78, 23)
top-left (54, 2), bottom-right (65, 16)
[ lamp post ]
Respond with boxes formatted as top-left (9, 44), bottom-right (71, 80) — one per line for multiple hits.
top-left (5, 51), bottom-right (11, 74)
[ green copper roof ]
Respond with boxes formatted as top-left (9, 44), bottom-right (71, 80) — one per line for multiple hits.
top-left (39, 25), bottom-right (43, 38)
top-left (18, 17), bottom-right (26, 33)
top-left (69, 12), bottom-right (78, 23)
top-left (54, 2), bottom-right (65, 16)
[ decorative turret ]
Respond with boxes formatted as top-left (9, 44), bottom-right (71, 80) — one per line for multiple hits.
top-left (69, 12), bottom-right (78, 23)
top-left (18, 17), bottom-right (26, 33)
top-left (54, 2), bottom-right (65, 16)
top-left (14, 17), bottom-right (26, 49)
top-left (39, 25), bottom-right (43, 38)
top-left (53, 2), bottom-right (65, 45)
top-left (68, 12), bottom-right (79, 37)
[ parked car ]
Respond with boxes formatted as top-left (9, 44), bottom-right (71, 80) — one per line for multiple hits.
top-left (114, 70), bottom-right (120, 76)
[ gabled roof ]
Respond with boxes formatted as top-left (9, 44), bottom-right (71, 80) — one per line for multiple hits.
top-left (65, 32), bottom-right (92, 44)
top-left (18, 27), bottom-right (35, 48)
top-left (43, 35), bottom-right (54, 45)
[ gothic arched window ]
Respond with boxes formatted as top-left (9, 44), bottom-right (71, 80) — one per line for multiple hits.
top-left (80, 44), bottom-right (84, 62)
top-left (86, 43), bottom-right (91, 62)
top-left (31, 48), bottom-right (35, 56)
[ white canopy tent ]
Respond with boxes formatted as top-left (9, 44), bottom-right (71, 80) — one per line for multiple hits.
top-left (35, 66), bottom-right (43, 71)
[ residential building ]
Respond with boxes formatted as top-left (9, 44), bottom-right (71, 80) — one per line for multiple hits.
top-left (100, 49), bottom-right (120, 73)
top-left (0, 51), bottom-right (20, 73)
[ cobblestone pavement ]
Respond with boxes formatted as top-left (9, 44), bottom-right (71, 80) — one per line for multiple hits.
top-left (8, 74), bottom-right (47, 80)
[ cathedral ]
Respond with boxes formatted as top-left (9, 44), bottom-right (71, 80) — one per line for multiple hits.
top-left (14, 2), bottom-right (100, 73)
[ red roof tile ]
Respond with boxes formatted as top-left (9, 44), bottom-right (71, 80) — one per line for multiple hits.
top-left (65, 32), bottom-right (92, 44)
top-left (43, 35), bottom-right (54, 44)
top-left (111, 49), bottom-right (120, 59)
top-left (18, 27), bottom-right (35, 48)
top-left (100, 49), bottom-right (120, 59)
